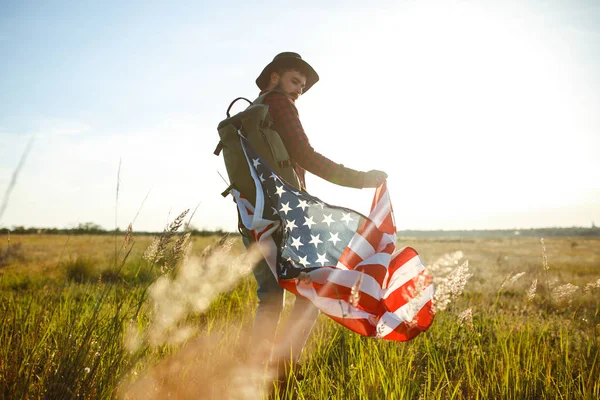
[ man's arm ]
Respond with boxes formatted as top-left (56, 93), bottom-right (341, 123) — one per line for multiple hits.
top-left (264, 92), bottom-right (367, 188)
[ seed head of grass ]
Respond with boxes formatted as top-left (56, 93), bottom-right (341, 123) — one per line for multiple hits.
top-left (142, 209), bottom-right (190, 266)
top-left (144, 238), bottom-right (263, 346)
top-left (428, 251), bottom-right (464, 276)
top-left (458, 307), bottom-right (473, 329)
top-left (499, 271), bottom-right (526, 291)
top-left (552, 283), bottom-right (579, 303)
top-left (349, 271), bottom-right (363, 308)
top-left (583, 278), bottom-right (600, 293)
top-left (527, 279), bottom-right (538, 301)
top-left (433, 259), bottom-right (471, 312)
top-left (124, 223), bottom-right (133, 247)
top-left (541, 238), bottom-right (549, 271)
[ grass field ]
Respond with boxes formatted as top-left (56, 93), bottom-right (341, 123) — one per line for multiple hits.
top-left (0, 229), bottom-right (599, 399)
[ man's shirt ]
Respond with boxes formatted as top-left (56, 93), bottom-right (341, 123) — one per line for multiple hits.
top-left (260, 90), bottom-right (365, 190)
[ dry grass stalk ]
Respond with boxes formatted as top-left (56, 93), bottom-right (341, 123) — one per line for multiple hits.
top-left (527, 279), bottom-right (538, 301)
top-left (433, 258), bottom-right (472, 312)
top-left (143, 209), bottom-right (190, 266)
top-left (458, 308), bottom-right (473, 328)
top-left (349, 272), bottom-right (363, 307)
top-left (124, 224), bottom-right (133, 248)
top-left (500, 271), bottom-right (527, 291)
top-left (552, 283), bottom-right (579, 303)
top-left (142, 238), bottom-right (263, 347)
top-left (541, 238), bottom-right (549, 271)
top-left (583, 278), bottom-right (600, 293)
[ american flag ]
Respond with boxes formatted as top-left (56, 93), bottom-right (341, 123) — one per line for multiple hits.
top-left (232, 136), bottom-right (435, 341)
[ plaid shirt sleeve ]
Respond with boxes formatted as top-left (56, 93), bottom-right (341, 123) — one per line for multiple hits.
top-left (263, 91), bottom-right (365, 189)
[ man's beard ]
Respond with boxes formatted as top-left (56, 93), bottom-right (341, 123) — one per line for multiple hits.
top-left (272, 83), bottom-right (297, 103)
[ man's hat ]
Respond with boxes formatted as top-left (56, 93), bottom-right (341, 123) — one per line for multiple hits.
top-left (256, 52), bottom-right (319, 93)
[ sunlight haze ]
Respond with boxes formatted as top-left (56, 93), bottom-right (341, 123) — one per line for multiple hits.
top-left (1, 0), bottom-right (598, 232)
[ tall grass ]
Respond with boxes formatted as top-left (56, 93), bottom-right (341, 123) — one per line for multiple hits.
top-left (1, 234), bottom-right (599, 399)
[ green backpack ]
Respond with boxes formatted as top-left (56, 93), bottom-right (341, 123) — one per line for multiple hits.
top-left (214, 91), bottom-right (302, 206)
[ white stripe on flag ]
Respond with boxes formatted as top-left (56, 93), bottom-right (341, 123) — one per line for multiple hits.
top-left (296, 282), bottom-right (374, 320)
top-left (327, 269), bottom-right (382, 300)
top-left (356, 253), bottom-right (391, 269)
top-left (382, 255), bottom-right (424, 299)
top-left (376, 283), bottom-right (434, 337)
top-left (334, 261), bottom-right (349, 270)
top-left (348, 233), bottom-right (375, 260)
top-left (392, 283), bottom-right (434, 321)
top-left (369, 190), bottom-right (391, 227)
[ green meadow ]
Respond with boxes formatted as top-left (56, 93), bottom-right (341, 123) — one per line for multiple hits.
top-left (1, 226), bottom-right (599, 399)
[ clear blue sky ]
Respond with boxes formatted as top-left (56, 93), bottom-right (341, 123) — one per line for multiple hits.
top-left (1, 0), bottom-right (599, 231)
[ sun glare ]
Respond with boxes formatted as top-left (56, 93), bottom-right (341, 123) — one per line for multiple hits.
top-left (300, 2), bottom-right (596, 229)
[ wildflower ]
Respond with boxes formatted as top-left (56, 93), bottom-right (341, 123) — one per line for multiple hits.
top-left (84, 367), bottom-right (91, 374)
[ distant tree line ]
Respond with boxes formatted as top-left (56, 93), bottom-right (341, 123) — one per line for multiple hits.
top-left (397, 227), bottom-right (600, 237)
top-left (2, 223), bottom-right (599, 237)
top-left (3, 222), bottom-right (238, 237)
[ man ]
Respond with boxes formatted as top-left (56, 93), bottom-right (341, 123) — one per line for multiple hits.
top-left (244, 52), bottom-right (388, 378)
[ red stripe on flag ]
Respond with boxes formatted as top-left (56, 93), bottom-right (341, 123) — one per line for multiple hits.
top-left (355, 263), bottom-right (387, 287)
top-left (338, 247), bottom-right (364, 270)
top-left (383, 269), bottom-right (432, 312)
top-left (356, 219), bottom-right (384, 250)
top-left (377, 211), bottom-right (395, 234)
top-left (380, 242), bottom-right (395, 255)
top-left (371, 183), bottom-right (387, 210)
top-left (387, 247), bottom-right (420, 281)
top-left (328, 315), bottom-right (376, 337)
top-left (383, 300), bottom-right (435, 342)
top-left (312, 282), bottom-right (383, 315)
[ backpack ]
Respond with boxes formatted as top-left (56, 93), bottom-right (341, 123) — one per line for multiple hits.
top-left (214, 90), bottom-right (302, 207)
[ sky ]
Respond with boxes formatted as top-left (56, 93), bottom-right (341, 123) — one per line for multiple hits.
top-left (1, 0), bottom-right (599, 232)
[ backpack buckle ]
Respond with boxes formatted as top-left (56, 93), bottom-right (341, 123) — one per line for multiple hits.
top-left (278, 159), bottom-right (292, 168)
top-left (221, 183), bottom-right (236, 198)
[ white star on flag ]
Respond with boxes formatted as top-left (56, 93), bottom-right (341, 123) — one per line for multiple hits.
top-left (252, 158), bottom-right (260, 168)
top-left (298, 255), bottom-right (309, 267)
top-left (279, 202), bottom-right (292, 215)
top-left (328, 232), bottom-right (341, 246)
top-left (275, 185), bottom-right (286, 197)
top-left (291, 236), bottom-right (304, 250)
top-left (322, 214), bottom-right (335, 227)
top-left (259, 174), bottom-right (265, 183)
top-left (341, 212), bottom-right (354, 225)
top-left (297, 199), bottom-right (309, 211)
top-left (316, 252), bottom-right (329, 266)
top-left (285, 219), bottom-right (297, 232)
top-left (303, 216), bottom-right (316, 229)
top-left (309, 234), bottom-right (323, 248)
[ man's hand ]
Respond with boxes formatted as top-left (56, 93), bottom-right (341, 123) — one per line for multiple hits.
top-left (363, 170), bottom-right (388, 188)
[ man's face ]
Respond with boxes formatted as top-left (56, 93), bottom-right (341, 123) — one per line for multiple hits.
top-left (270, 70), bottom-right (307, 104)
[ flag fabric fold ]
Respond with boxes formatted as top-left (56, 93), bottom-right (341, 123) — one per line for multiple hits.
top-left (233, 136), bottom-right (435, 341)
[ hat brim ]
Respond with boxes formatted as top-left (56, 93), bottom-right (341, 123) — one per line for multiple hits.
top-left (256, 57), bottom-right (319, 93)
